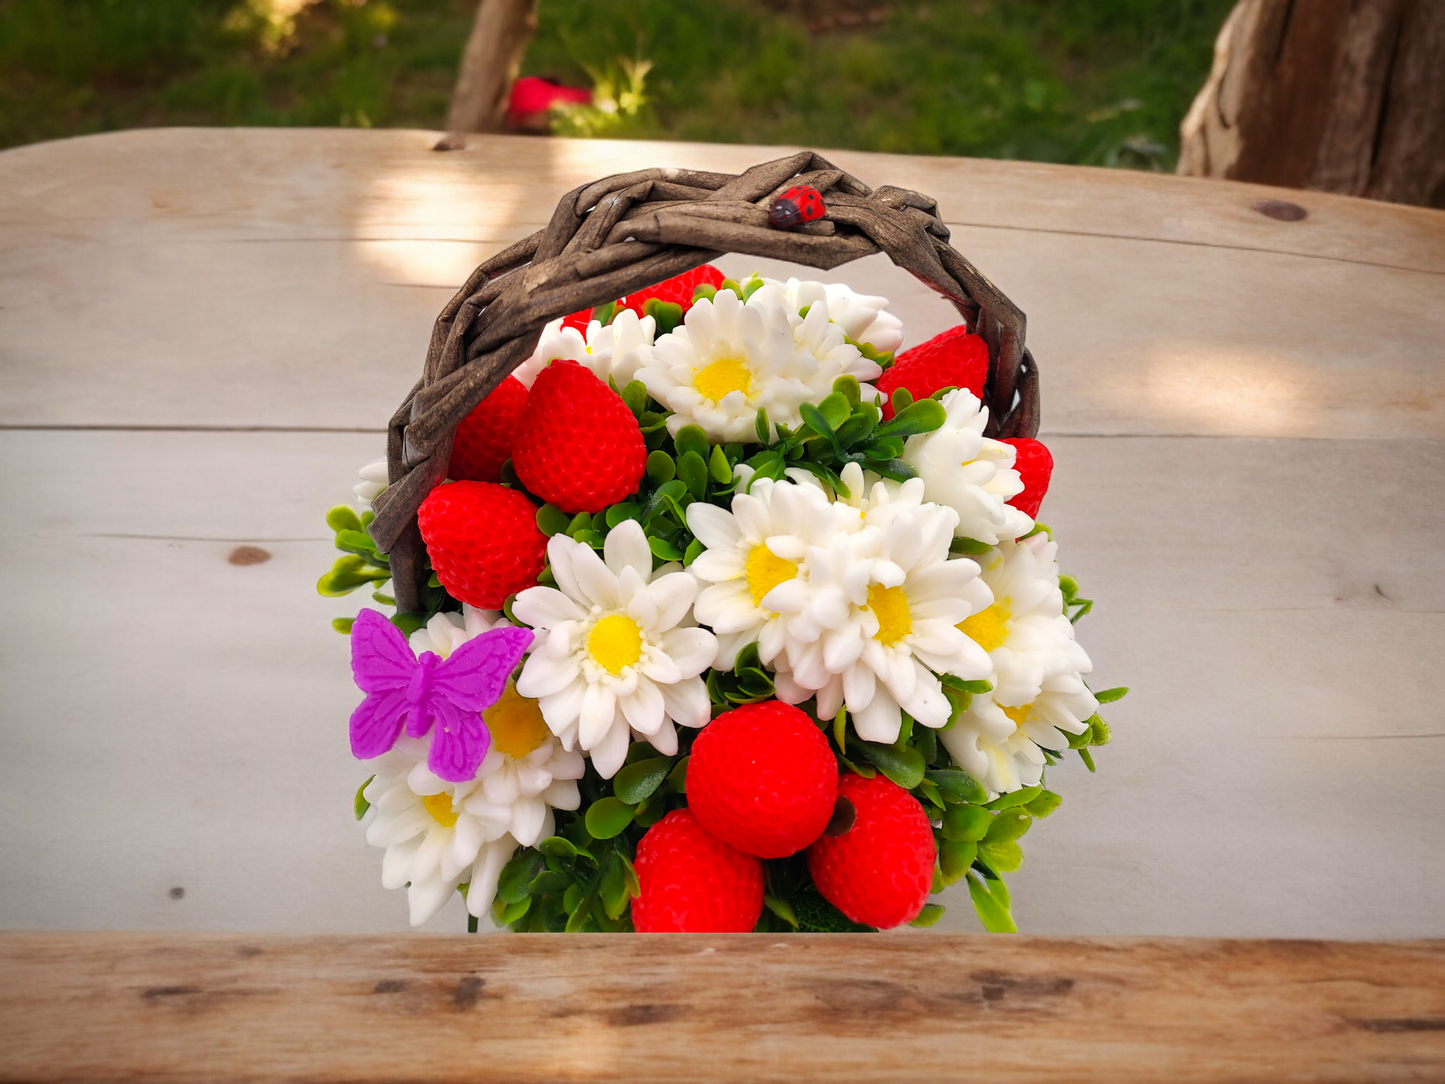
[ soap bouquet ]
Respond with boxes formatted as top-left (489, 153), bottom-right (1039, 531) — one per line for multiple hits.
top-left (323, 260), bottom-right (1121, 934)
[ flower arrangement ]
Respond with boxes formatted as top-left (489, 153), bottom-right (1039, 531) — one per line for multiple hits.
top-left (321, 259), bottom-right (1124, 935)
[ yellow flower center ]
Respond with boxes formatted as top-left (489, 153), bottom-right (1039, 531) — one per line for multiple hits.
top-left (694, 357), bottom-right (753, 402)
top-left (588, 614), bottom-right (643, 675)
top-left (422, 793), bottom-right (457, 828)
top-left (1000, 703), bottom-right (1031, 729)
top-left (486, 680), bottom-right (550, 759)
top-left (959, 602), bottom-right (1010, 651)
top-left (746, 544), bottom-right (797, 608)
top-left (867, 584), bottom-right (912, 646)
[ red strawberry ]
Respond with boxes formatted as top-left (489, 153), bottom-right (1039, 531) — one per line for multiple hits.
top-left (806, 772), bottom-right (935, 929)
top-left (631, 809), bottom-right (764, 932)
top-left (416, 480), bottom-right (547, 608)
top-left (616, 264), bottom-right (726, 319)
top-left (560, 308), bottom-right (595, 335)
top-left (511, 360), bottom-right (646, 513)
top-left (999, 437), bottom-right (1053, 518)
top-left (446, 375), bottom-right (528, 484)
top-left (878, 326), bottom-right (990, 419)
top-left (687, 701), bottom-right (838, 859)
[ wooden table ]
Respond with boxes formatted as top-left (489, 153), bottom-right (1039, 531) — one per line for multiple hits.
top-left (1, 130), bottom-right (1443, 1076)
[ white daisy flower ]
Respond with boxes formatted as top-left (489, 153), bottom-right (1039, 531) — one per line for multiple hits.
top-left (354, 459), bottom-right (389, 508)
top-left (363, 678), bottom-right (584, 926)
top-left (637, 288), bottom-right (876, 443)
top-left (512, 308), bottom-right (656, 389)
top-left (512, 520), bottom-right (716, 779)
top-left (955, 533), bottom-right (1092, 708)
top-left (686, 476), bottom-right (864, 670)
top-left (775, 480), bottom-right (994, 744)
top-left (940, 673), bottom-right (1097, 795)
top-left (465, 680), bottom-right (585, 847)
top-left (361, 742), bottom-right (509, 927)
top-left (901, 389), bottom-right (1032, 545)
top-left (753, 277), bottom-right (905, 354)
top-left (407, 604), bottom-right (522, 660)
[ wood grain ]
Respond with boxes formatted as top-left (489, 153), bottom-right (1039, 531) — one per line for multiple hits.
top-left (2, 430), bottom-right (1440, 938)
top-left (1, 130), bottom-right (1441, 437)
top-left (1, 932), bottom-right (1442, 1082)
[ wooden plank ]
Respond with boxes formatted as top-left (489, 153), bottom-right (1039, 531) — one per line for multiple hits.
top-left (1, 130), bottom-right (1441, 436)
top-left (1, 932), bottom-right (1442, 1082)
top-left (2, 430), bottom-right (1441, 937)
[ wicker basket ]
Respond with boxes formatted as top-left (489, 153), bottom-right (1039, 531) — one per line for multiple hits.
top-left (369, 150), bottom-right (1040, 612)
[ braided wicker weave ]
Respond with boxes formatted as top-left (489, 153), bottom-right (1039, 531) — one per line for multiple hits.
top-left (370, 150), bottom-right (1041, 612)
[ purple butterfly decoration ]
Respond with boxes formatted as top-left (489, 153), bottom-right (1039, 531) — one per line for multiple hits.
top-left (349, 608), bottom-right (533, 783)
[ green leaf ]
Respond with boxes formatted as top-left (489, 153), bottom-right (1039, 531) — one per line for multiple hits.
top-left (332, 617), bottom-right (355, 634)
top-left (1094, 686), bottom-right (1129, 704)
top-left (984, 809), bottom-right (1032, 843)
top-left (683, 537), bottom-right (704, 565)
top-left (764, 894), bottom-right (799, 928)
top-left (492, 894), bottom-right (531, 927)
top-left (949, 537), bottom-right (994, 556)
top-left (496, 850), bottom-right (544, 905)
top-left (662, 756), bottom-right (689, 795)
top-left (327, 506), bottom-right (364, 533)
top-left (978, 838), bottom-right (1023, 873)
top-left (599, 852), bottom-right (635, 920)
top-left (389, 611), bottom-right (427, 637)
top-left (889, 387), bottom-right (914, 416)
top-left (793, 890), bottom-right (876, 933)
top-left (528, 870), bottom-right (570, 895)
top-left (648, 535), bottom-right (684, 561)
top-left (643, 298), bottom-right (684, 335)
top-left (740, 274), bottom-right (765, 301)
top-left (605, 502), bottom-right (641, 529)
top-left (674, 424), bottom-right (709, 462)
top-left (940, 839), bottom-right (977, 884)
top-left (754, 407), bottom-right (770, 445)
top-left (537, 835), bottom-right (580, 860)
top-left (986, 784), bottom-right (1043, 811)
top-left (1024, 790), bottom-right (1063, 819)
top-left (318, 555), bottom-right (390, 596)
top-left (707, 444), bottom-right (733, 484)
top-left (334, 528), bottom-right (377, 555)
top-left (878, 396), bottom-right (946, 438)
top-left (584, 797), bottom-right (636, 840)
top-left (832, 707), bottom-right (848, 753)
top-left (692, 283), bottom-right (717, 304)
top-left (942, 804), bottom-right (992, 842)
top-left (613, 757), bottom-right (672, 805)
top-left (536, 503), bottom-right (570, 537)
top-left (645, 450), bottom-right (676, 484)
top-left (677, 450), bottom-right (709, 501)
top-left (620, 379), bottom-right (648, 418)
top-left (798, 401), bottom-right (836, 442)
top-left (928, 769), bottom-right (989, 805)
top-left (832, 375), bottom-right (861, 407)
top-left (815, 392), bottom-right (851, 429)
top-left (1079, 747), bottom-right (1097, 772)
top-left (910, 903), bottom-right (946, 928)
top-left (592, 300), bottom-right (618, 326)
top-left (857, 742), bottom-right (925, 790)
top-left (967, 872), bottom-right (1017, 933)
top-left (353, 776), bottom-right (374, 820)
top-left (1089, 716), bottom-right (1113, 746)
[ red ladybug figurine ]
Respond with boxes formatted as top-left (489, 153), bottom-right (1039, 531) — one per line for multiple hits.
top-left (768, 185), bottom-right (826, 229)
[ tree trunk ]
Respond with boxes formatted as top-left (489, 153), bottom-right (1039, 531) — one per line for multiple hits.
top-left (437, 0), bottom-right (540, 148)
top-left (1178, 0), bottom-right (1445, 209)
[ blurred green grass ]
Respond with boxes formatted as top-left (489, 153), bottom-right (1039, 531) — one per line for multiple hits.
top-left (0, 0), bottom-right (1232, 168)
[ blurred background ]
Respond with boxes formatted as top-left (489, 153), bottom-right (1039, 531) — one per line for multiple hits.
top-left (6, 0), bottom-right (1439, 205)
top-left (0, 0), bottom-right (1233, 169)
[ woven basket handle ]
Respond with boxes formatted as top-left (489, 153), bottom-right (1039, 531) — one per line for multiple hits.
top-left (371, 150), bottom-right (1040, 612)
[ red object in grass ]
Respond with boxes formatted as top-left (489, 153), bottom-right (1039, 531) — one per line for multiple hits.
top-left (506, 76), bottom-right (592, 132)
